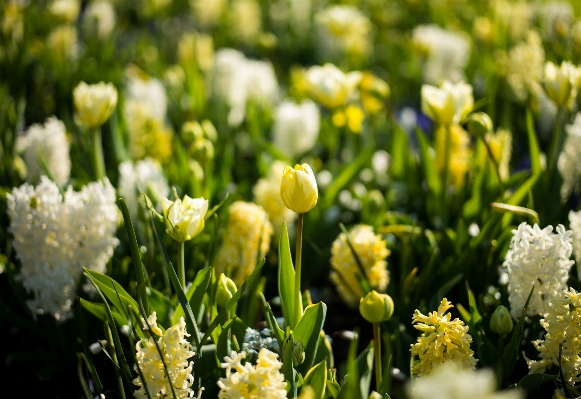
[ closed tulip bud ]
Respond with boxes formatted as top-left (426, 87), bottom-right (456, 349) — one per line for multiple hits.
top-left (359, 290), bottom-right (394, 323)
top-left (292, 340), bottom-right (305, 365)
top-left (490, 305), bottom-right (513, 335)
top-left (467, 112), bottom-right (493, 138)
top-left (162, 194), bottom-right (208, 242)
top-left (215, 273), bottom-right (237, 307)
top-left (73, 81), bottom-right (118, 128)
top-left (280, 163), bottom-right (318, 214)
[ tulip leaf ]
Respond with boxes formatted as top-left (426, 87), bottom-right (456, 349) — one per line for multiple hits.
top-left (324, 147), bottom-right (374, 208)
top-left (337, 337), bottom-right (373, 399)
top-left (526, 110), bottom-right (542, 176)
top-left (172, 267), bottom-right (212, 326)
top-left (216, 318), bottom-right (234, 363)
top-left (279, 223), bottom-right (297, 330)
top-left (295, 302), bottom-right (327, 374)
top-left (304, 359), bottom-right (328, 399)
top-left (83, 269), bottom-right (139, 321)
top-left (260, 293), bottom-right (285, 346)
top-left (146, 287), bottom-right (174, 328)
top-left (415, 127), bottom-right (441, 197)
top-left (80, 298), bottom-right (128, 328)
top-left (282, 335), bottom-right (299, 399)
top-left (518, 374), bottom-right (557, 392)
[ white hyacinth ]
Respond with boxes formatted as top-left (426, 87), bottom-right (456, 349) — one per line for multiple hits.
top-left (412, 24), bottom-right (471, 85)
top-left (569, 210), bottom-right (581, 279)
top-left (503, 222), bottom-right (574, 319)
top-left (210, 48), bottom-right (278, 127)
top-left (272, 100), bottom-right (320, 159)
top-left (558, 113), bottom-right (581, 200)
top-left (17, 116), bottom-right (71, 186)
top-left (126, 67), bottom-right (168, 122)
top-left (118, 158), bottom-right (169, 220)
top-left (7, 177), bottom-right (119, 321)
top-left (81, 0), bottom-right (116, 40)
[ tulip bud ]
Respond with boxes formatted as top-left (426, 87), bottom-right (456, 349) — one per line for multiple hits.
top-left (162, 194), bottom-right (208, 242)
top-left (73, 81), bottom-right (118, 128)
top-left (359, 291), bottom-right (394, 323)
top-left (280, 163), bottom-right (318, 214)
top-left (215, 273), bottom-right (237, 307)
top-left (490, 305), bottom-right (513, 335)
top-left (369, 392), bottom-right (383, 399)
top-left (292, 340), bottom-right (305, 365)
top-left (467, 112), bottom-right (493, 138)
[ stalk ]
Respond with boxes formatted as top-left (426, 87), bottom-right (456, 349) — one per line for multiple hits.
top-left (547, 106), bottom-right (564, 178)
top-left (373, 322), bottom-right (382, 392)
top-left (91, 127), bottom-right (106, 180)
top-left (178, 242), bottom-right (186, 289)
top-left (295, 214), bottom-right (305, 324)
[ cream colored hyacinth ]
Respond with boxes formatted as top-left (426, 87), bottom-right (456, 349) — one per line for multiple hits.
top-left (214, 201), bottom-right (272, 286)
top-left (217, 349), bottom-right (287, 399)
top-left (330, 224), bottom-right (390, 307)
top-left (134, 312), bottom-right (196, 399)
top-left (73, 81), bottom-right (118, 128)
top-left (527, 288), bottom-right (581, 385)
top-left (410, 298), bottom-right (477, 377)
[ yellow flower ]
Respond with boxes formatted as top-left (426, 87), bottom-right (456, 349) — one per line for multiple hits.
top-left (528, 288), bottom-right (581, 385)
top-left (125, 100), bottom-right (173, 162)
top-left (330, 224), bottom-right (390, 307)
top-left (544, 61), bottom-right (581, 107)
top-left (304, 63), bottom-right (361, 109)
top-left (162, 195), bottom-right (208, 242)
top-left (435, 124), bottom-right (472, 187)
top-left (73, 81), bottom-right (118, 128)
top-left (410, 298), bottom-right (477, 377)
top-left (214, 201), bottom-right (273, 286)
top-left (359, 290), bottom-right (394, 323)
top-left (280, 163), bottom-right (318, 214)
top-left (421, 81), bottom-right (473, 126)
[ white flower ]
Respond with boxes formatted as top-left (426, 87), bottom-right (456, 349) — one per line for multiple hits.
top-left (125, 67), bottom-right (168, 122)
top-left (412, 24), bottom-right (471, 85)
top-left (558, 113), bottom-right (581, 200)
top-left (569, 210), bottom-right (581, 279)
top-left (421, 80), bottom-right (473, 126)
top-left (272, 100), bottom-right (320, 159)
top-left (217, 349), bottom-right (287, 399)
top-left (118, 158), bottom-right (169, 220)
top-left (73, 81), bottom-right (118, 128)
top-left (49, 0), bottom-right (80, 22)
top-left (17, 116), bottom-right (71, 186)
top-left (133, 316), bottom-right (197, 399)
top-left (503, 222), bottom-right (574, 318)
top-left (7, 177), bottom-right (119, 321)
top-left (162, 195), bottom-right (208, 242)
top-left (407, 362), bottom-right (523, 399)
top-left (81, 0), bottom-right (116, 40)
top-left (304, 63), bottom-right (361, 109)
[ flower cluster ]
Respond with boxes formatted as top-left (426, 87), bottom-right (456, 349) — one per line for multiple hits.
top-left (17, 116), bottom-right (71, 186)
top-left (134, 313), bottom-right (196, 399)
top-left (527, 288), bottom-right (581, 385)
top-left (242, 328), bottom-right (280, 363)
top-left (569, 210), bottom-right (581, 279)
top-left (214, 201), bottom-right (272, 286)
top-left (558, 113), bottom-right (581, 200)
top-left (330, 224), bottom-right (390, 307)
top-left (253, 161), bottom-right (297, 235)
top-left (217, 349), bottom-right (287, 399)
top-left (410, 298), bottom-right (477, 377)
top-left (7, 177), bottom-right (119, 321)
top-left (503, 223), bottom-right (574, 318)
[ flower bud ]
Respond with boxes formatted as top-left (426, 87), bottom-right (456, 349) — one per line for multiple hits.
top-left (359, 290), bottom-right (394, 323)
top-left (280, 163), bottom-right (318, 214)
top-left (490, 305), bottom-right (513, 335)
top-left (369, 392), bottom-right (383, 399)
top-left (292, 340), bottom-right (305, 365)
top-left (215, 273), bottom-right (237, 307)
top-left (467, 112), bottom-right (493, 138)
top-left (73, 81), bottom-right (118, 128)
top-left (162, 194), bottom-right (208, 242)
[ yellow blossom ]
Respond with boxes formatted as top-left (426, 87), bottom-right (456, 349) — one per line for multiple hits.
top-left (214, 201), bottom-right (272, 286)
top-left (410, 298), bottom-right (477, 377)
top-left (435, 124), bottom-right (472, 187)
top-left (73, 81), bottom-right (118, 128)
top-left (162, 195), bottom-right (208, 243)
top-left (280, 164), bottom-right (318, 214)
top-left (421, 81), bottom-right (473, 126)
top-left (126, 100), bottom-right (173, 162)
top-left (330, 224), bottom-right (390, 307)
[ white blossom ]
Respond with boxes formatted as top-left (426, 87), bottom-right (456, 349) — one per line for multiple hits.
top-left (272, 100), bottom-right (320, 159)
top-left (558, 113), bottom-right (581, 200)
top-left (503, 222), bottom-right (574, 319)
top-left (569, 210), bottom-right (581, 279)
top-left (81, 0), bottom-right (116, 40)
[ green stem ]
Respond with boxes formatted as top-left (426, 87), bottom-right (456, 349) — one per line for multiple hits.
top-left (178, 241), bottom-right (185, 289)
top-left (547, 106), bottom-right (564, 178)
top-left (442, 124), bottom-right (451, 192)
top-left (295, 213), bottom-right (304, 324)
top-left (373, 322), bottom-right (382, 392)
top-left (91, 127), bottom-right (106, 180)
top-left (481, 136), bottom-right (505, 191)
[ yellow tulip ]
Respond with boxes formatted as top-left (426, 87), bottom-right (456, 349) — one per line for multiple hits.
top-left (421, 80), bottom-right (473, 126)
top-left (73, 81), bottom-right (118, 128)
top-left (280, 163), bottom-right (318, 214)
top-left (162, 195), bottom-right (208, 242)
top-left (544, 61), bottom-right (580, 107)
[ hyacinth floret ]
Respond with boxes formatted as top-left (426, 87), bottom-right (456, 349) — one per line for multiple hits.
top-left (330, 224), bottom-right (390, 307)
top-left (134, 313), bottom-right (196, 399)
top-left (504, 223), bottom-right (574, 318)
top-left (410, 298), bottom-right (477, 377)
top-left (217, 349), bottom-right (287, 399)
top-left (527, 288), bottom-right (581, 385)
top-left (243, 328), bottom-right (280, 363)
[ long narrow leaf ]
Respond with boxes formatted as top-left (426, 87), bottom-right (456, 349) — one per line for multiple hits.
top-left (278, 223), bottom-right (296, 329)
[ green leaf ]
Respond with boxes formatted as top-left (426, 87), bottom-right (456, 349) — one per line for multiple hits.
top-left (205, 193), bottom-right (229, 220)
top-left (279, 223), bottom-right (297, 330)
top-left (501, 285), bottom-right (535, 385)
top-left (324, 147), bottom-right (374, 207)
top-left (390, 125), bottom-right (409, 181)
top-left (199, 259), bottom-right (266, 349)
top-left (304, 359), bottom-right (328, 399)
top-left (415, 128), bottom-right (441, 197)
top-left (118, 198), bottom-right (149, 315)
top-left (325, 380), bottom-right (340, 398)
top-left (80, 298), bottom-right (128, 328)
top-left (466, 282), bottom-right (482, 328)
top-left (428, 273), bottom-right (462, 311)
top-left (337, 342), bottom-right (374, 399)
top-left (172, 267), bottom-right (212, 326)
top-left (146, 287), bottom-right (174, 328)
top-left (526, 110), bottom-right (542, 176)
top-left (216, 318), bottom-right (234, 363)
top-left (518, 374), bottom-right (557, 392)
top-left (283, 336), bottom-right (299, 399)
top-left (260, 293), bottom-right (285, 346)
top-left (77, 302), bottom-right (103, 394)
top-left (295, 303), bottom-right (327, 374)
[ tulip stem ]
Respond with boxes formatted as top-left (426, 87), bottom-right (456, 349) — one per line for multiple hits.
top-left (481, 136), bottom-right (505, 191)
top-left (547, 106), bottom-right (565, 180)
top-left (178, 242), bottom-right (185, 289)
top-left (295, 213), bottom-right (304, 325)
top-left (91, 127), bottom-right (106, 180)
top-left (373, 322), bottom-right (382, 392)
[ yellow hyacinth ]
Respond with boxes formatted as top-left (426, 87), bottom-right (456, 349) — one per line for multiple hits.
top-left (330, 224), bottom-right (390, 307)
top-left (410, 298), bottom-right (477, 377)
top-left (214, 201), bottom-right (273, 286)
top-left (280, 163), bottom-right (318, 214)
